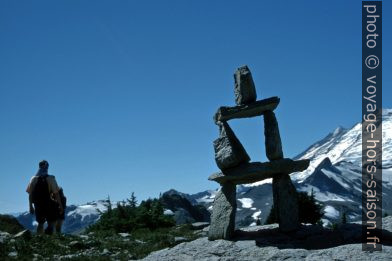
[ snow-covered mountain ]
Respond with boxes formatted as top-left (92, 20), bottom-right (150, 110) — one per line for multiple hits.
top-left (293, 108), bottom-right (392, 182)
top-left (191, 108), bottom-right (392, 227)
top-left (16, 200), bottom-right (109, 234)
top-left (292, 108), bottom-right (392, 225)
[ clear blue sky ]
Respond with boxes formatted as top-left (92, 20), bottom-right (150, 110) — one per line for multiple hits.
top-left (0, 0), bottom-right (391, 213)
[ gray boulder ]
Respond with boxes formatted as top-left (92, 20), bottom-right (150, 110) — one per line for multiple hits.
top-left (0, 231), bottom-right (10, 244)
top-left (213, 121), bottom-right (250, 170)
top-left (234, 65), bottom-right (257, 105)
top-left (13, 229), bottom-right (31, 240)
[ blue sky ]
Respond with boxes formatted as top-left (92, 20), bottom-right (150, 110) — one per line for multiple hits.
top-left (0, 0), bottom-right (391, 213)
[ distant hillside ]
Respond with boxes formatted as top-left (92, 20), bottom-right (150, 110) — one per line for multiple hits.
top-left (160, 189), bottom-right (210, 224)
top-left (0, 214), bottom-right (24, 234)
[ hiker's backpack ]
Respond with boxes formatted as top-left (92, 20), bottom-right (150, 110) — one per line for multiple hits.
top-left (31, 175), bottom-right (51, 204)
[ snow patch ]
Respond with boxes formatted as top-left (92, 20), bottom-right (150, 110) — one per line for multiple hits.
top-left (324, 206), bottom-right (340, 219)
top-left (238, 198), bottom-right (254, 208)
top-left (243, 178), bottom-right (272, 187)
top-left (67, 202), bottom-right (107, 221)
top-left (252, 211), bottom-right (261, 220)
top-left (333, 126), bottom-right (345, 136)
top-left (321, 219), bottom-right (332, 227)
top-left (196, 194), bottom-right (216, 204)
top-left (164, 209), bottom-right (174, 215)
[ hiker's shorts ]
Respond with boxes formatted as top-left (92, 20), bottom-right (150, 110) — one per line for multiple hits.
top-left (34, 201), bottom-right (57, 224)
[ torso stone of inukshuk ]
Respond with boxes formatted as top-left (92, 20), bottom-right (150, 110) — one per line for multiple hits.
top-left (213, 121), bottom-right (250, 170)
top-left (208, 65), bottom-right (309, 240)
top-left (263, 110), bottom-right (283, 161)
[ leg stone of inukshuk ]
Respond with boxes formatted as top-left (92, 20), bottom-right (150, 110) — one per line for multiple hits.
top-left (234, 65), bottom-right (257, 106)
top-left (264, 110), bottom-right (299, 232)
top-left (213, 121), bottom-right (250, 170)
top-left (272, 174), bottom-right (299, 232)
top-left (208, 182), bottom-right (237, 240)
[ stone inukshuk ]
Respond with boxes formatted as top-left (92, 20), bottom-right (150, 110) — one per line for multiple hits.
top-left (208, 65), bottom-right (310, 240)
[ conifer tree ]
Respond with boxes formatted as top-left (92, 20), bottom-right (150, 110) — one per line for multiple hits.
top-left (266, 190), bottom-right (323, 225)
top-left (127, 192), bottom-right (137, 208)
top-left (341, 212), bottom-right (347, 224)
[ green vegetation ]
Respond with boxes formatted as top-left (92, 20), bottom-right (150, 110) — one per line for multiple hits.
top-left (88, 193), bottom-right (175, 233)
top-left (266, 189), bottom-right (324, 225)
top-left (0, 193), bottom-right (203, 260)
top-left (1, 225), bottom-right (200, 260)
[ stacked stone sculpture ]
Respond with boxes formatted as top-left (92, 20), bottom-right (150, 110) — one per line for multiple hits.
top-left (208, 65), bottom-right (310, 240)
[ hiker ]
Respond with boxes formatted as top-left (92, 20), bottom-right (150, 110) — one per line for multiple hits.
top-left (53, 187), bottom-right (67, 234)
top-left (26, 160), bottom-right (64, 235)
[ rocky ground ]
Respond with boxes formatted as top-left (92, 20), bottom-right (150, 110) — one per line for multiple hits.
top-left (143, 238), bottom-right (391, 261)
top-left (142, 218), bottom-right (392, 261)
top-left (2, 218), bottom-right (392, 260)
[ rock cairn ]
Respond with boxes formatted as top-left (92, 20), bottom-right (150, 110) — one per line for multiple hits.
top-left (208, 65), bottom-right (310, 240)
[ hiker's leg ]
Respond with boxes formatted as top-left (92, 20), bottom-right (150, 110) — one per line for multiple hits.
top-left (45, 221), bottom-right (55, 235)
top-left (37, 223), bottom-right (44, 234)
top-left (45, 200), bottom-right (58, 235)
top-left (34, 204), bottom-right (46, 235)
top-left (35, 204), bottom-right (45, 235)
top-left (55, 219), bottom-right (63, 234)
